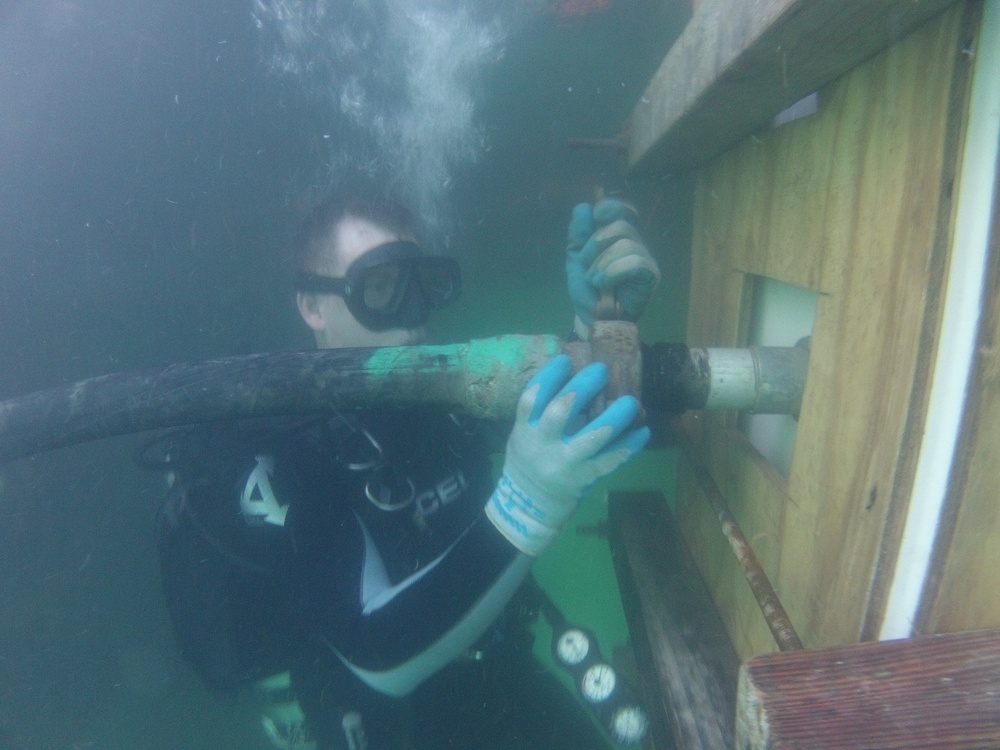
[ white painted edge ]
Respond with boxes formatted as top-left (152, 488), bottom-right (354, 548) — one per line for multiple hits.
top-left (879, 0), bottom-right (1000, 641)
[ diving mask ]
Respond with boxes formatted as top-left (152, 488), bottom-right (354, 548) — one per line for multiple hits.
top-left (295, 240), bottom-right (461, 331)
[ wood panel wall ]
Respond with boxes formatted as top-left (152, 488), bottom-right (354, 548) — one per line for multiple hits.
top-left (673, 4), bottom-right (978, 659)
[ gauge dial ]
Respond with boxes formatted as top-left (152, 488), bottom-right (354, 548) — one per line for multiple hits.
top-left (581, 662), bottom-right (616, 703)
top-left (555, 628), bottom-right (591, 666)
top-left (611, 705), bottom-right (649, 744)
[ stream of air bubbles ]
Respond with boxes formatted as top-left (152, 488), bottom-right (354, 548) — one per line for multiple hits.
top-left (252, 0), bottom-right (507, 243)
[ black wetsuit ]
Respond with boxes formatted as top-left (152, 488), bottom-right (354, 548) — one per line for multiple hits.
top-left (156, 411), bottom-right (611, 750)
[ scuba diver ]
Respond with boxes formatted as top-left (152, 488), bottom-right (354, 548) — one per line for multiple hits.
top-left (154, 175), bottom-right (661, 750)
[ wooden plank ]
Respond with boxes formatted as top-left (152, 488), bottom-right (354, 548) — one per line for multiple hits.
top-left (628, 0), bottom-right (958, 175)
top-left (675, 4), bottom-right (975, 657)
top-left (608, 491), bottom-right (740, 750)
top-left (736, 629), bottom-right (1000, 749)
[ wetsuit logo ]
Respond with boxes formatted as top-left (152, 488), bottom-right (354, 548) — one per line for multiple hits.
top-left (413, 470), bottom-right (467, 522)
top-left (240, 455), bottom-right (288, 527)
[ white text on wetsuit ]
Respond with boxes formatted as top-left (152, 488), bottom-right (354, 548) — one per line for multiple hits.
top-left (413, 470), bottom-right (467, 521)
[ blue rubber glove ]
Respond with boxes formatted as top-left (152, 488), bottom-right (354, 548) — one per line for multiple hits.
top-left (566, 199), bottom-right (661, 336)
top-left (486, 355), bottom-right (650, 556)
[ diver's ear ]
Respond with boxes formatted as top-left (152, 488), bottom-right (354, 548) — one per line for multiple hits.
top-left (297, 291), bottom-right (325, 331)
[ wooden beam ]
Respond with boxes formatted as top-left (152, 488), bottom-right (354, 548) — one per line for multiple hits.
top-left (736, 629), bottom-right (1000, 749)
top-left (628, 0), bottom-right (958, 175)
top-left (608, 491), bottom-right (740, 750)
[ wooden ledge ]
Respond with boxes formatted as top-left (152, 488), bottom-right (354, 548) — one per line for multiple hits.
top-left (737, 628), bottom-right (1000, 749)
top-left (627, 0), bottom-right (958, 175)
top-left (609, 491), bottom-right (741, 750)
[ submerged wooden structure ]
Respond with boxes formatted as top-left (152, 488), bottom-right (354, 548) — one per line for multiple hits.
top-left (609, 0), bottom-right (1000, 747)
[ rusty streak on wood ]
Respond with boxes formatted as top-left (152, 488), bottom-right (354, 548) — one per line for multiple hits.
top-left (683, 440), bottom-right (804, 652)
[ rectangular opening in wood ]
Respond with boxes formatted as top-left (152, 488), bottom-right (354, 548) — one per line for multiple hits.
top-left (739, 276), bottom-right (817, 476)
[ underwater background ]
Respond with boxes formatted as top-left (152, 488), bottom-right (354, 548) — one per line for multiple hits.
top-left (0, 1), bottom-right (691, 747)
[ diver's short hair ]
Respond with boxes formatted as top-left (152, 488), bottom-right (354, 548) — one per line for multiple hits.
top-left (292, 176), bottom-right (421, 274)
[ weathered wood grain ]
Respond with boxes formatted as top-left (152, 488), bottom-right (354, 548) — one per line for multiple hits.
top-left (736, 629), bottom-right (1000, 749)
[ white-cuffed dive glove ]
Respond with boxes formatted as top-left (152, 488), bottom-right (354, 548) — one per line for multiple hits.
top-left (486, 354), bottom-right (650, 556)
top-left (566, 198), bottom-right (661, 339)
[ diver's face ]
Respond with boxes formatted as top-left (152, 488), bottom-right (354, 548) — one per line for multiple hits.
top-left (296, 215), bottom-right (427, 349)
